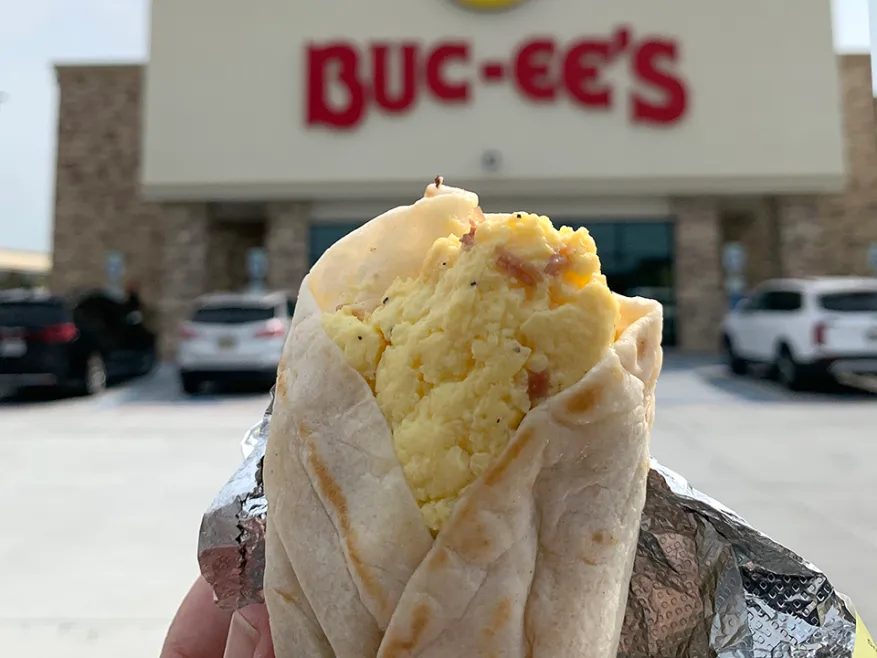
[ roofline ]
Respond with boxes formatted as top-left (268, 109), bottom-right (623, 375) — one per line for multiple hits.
top-left (54, 61), bottom-right (145, 76)
top-left (50, 51), bottom-right (865, 74)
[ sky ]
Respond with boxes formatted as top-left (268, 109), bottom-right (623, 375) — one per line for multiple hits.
top-left (0, 0), bottom-right (873, 253)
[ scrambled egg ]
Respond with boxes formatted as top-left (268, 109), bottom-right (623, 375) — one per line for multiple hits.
top-left (323, 210), bottom-right (619, 533)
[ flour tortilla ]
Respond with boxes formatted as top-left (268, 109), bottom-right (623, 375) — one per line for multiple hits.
top-left (263, 184), bottom-right (663, 658)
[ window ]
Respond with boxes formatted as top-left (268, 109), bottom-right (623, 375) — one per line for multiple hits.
top-left (741, 292), bottom-right (766, 312)
top-left (819, 291), bottom-right (877, 312)
top-left (0, 301), bottom-right (70, 326)
top-left (193, 306), bottom-right (275, 325)
top-left (762, 291), bottom-right (802, 312)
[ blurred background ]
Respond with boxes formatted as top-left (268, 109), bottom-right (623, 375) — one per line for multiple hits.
top-left (2, 0), bottom-right (877, 656)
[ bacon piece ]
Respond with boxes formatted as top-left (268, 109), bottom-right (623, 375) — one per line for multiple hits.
top-left (495, 248), bottom-right (542, 287)
top-left (460, 221), bottom-right (477, 248)
top-left (527, 369), bottom-right (550, 405)
top-left (545, 246), bottom-right (573, 276)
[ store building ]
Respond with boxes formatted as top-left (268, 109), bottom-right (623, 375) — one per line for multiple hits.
top-left (51, 0), bottom-right (874, 360)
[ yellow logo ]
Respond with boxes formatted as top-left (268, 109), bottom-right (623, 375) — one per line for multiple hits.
top-left (452, 0), bottom-right (528, 11)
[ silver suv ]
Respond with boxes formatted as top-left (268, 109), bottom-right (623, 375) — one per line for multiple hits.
top-left (176, 291), bottom-right (294, 394)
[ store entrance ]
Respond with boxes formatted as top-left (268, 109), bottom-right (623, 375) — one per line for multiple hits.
top-left (310, 220), bottom-right (676, 346)
top-left (563, 220), bottom-right (676, 347)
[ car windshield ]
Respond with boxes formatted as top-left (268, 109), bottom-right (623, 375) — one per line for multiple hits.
top-left (819, 291), bottom-right (877, 312)
top-left (0, 301), bottom-right (70, 327)
top-left (192, 305), bottom-right (275, 325)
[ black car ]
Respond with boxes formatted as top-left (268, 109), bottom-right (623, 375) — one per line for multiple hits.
top-left (0, 289), bottom-right (157, 396)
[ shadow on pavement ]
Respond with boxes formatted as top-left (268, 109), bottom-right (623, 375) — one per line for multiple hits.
top-left (101, 364), bottom-right (272, 406)
top-left (0, 387), bottom-right (72, 406)
top-left (0, 371), bottom-right (157, 408)
top-left (700, 366), bottom-right (877, 403)
top-left (660, 352), bottom-right (877, 404)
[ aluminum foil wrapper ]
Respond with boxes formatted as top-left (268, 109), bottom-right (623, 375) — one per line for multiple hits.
top-left (198, 386), bottom-right (869, 657)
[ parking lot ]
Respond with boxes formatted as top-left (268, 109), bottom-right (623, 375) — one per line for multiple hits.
top-left (2, 357), bottom-right (876, 657)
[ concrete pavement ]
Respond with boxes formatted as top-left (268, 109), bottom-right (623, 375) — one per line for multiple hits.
top-left (1, 382), bottom-right (269, 657)
top-left (1, 360), bottom-right (876, 656)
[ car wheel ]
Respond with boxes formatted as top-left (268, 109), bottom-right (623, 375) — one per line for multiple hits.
top-left (180, 373), bottom-right (202, 395)
top-left (83, 353), bottom-right (108, 396)
top-left (775, 345), bottom-right (805, 391)
top-left (723, 335), bottom-right (747, 376)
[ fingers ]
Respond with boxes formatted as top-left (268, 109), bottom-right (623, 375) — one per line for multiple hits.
top-left (225, 605), bottom-right (275, 658)
top-left (160, 576), bottom-right (233, 658)
top-left (160, 576), bottom-right (275, 658)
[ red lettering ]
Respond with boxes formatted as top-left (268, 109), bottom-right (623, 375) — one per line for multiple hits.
top-left (426, 43), bottom-right (471, 101)
top-left (303, 32), bottom-right (688, 130)
top-left (372, 43), bottom-right (419, 113)
top-left (513, 39), bottom-right (557, 100)
top-left (306, 43), bottom-right (365, 129)
top-left (631, 39), bottom-right (688, 125)
top-left (562, 40), bottom-right (613, 108)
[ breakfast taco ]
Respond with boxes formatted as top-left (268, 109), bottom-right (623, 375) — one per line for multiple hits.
top-left (263, 179), bottom-right (663, 657)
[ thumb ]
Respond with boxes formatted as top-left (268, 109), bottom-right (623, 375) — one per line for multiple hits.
top-left (224, 604), bottom-right (275, 658)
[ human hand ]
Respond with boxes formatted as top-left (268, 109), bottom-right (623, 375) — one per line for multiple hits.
top-left (160, 576), bottom-right (275, 658)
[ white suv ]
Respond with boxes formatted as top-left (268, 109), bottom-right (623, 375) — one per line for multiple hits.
top-left (177, 291), bottom-right (294, 394)
top-left (721, 277), bottom-right (877, 389)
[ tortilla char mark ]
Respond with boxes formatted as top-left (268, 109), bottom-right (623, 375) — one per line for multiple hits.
top-left (275, 367), bottom-right (288, 401)
top-left (483, 597), bottom-right (512, 639)
top-left (479, 597), bottom-right (513, 657)
top-left (483, 427), bottom-right (536, 488)
top-left (380, 602), bottom-right (431, 658)
top-left (301, 424), bottom-right (390, 618)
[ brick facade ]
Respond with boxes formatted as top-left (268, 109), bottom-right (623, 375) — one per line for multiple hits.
top-left (51, 66), bottom-right (167, 315)
top-left (777, 197), bottom-right (826, 278)
top-left (207, 221), bottom-right (267, 294)
top-left (50, 55), bottom-right (877, 355)
top-left (672, 198), bottom-right (724, 352)
top-left (818, 55), bottom-right (877, 277)
top-left (158, 204), bottom-right (209, 360)
top-left (266, 203), bottom-right (310, 295)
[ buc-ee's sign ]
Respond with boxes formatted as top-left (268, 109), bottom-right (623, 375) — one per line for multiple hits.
top-left (305, 25), bottom-right (688, 130)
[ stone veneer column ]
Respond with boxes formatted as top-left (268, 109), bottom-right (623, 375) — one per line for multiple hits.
top-left (672, 198), bottom-right (725, 353)
top-left (266, 202), bottom-right (310, 295)
top-left (738, 199), bottom-right (782, 286)
top-left (158, 203), bottom-right (209, 361)
top-left (776, 196), bottom-right (825, 278)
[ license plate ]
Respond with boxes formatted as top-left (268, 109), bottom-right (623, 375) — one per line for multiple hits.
top-left (217, 336), bottom-right (237, 350)
top-left (0, 339), bottom-right (26, 358)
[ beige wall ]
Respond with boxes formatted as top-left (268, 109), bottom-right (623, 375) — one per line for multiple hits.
top-left (143, 0), bottom-right (844, 200)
